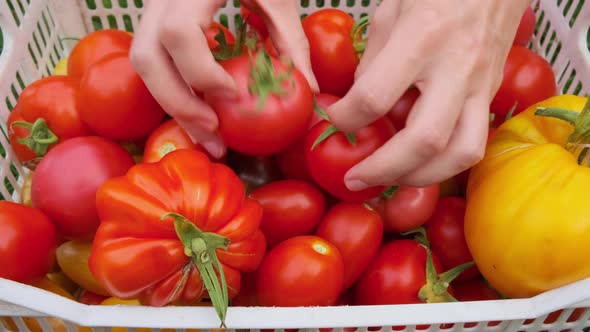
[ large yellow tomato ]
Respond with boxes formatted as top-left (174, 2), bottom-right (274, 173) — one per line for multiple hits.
top-left (465, 95), bottom-right (590, 298)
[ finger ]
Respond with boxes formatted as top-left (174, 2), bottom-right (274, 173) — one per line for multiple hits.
top-left (255, 0), bottom-right (320, 92)
top-left (129, 2), bottom-right (223, 158)
top-left (356, 0), bottom-right (401, 78)
top-left (343, 75), bottom-right (467, 191)
top-left (399, 95), bottom-right (490, 186)
top-left (159, 1), bottom-right (237, 96)
top-left (326, 13), bottom-right (424, 132)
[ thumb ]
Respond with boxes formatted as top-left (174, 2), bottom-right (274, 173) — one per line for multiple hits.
top-left (247, 0), bottom-right (319, 93)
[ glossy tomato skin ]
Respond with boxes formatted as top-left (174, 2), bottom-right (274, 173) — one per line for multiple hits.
top-left (78, 52), bottom-right (166, 141)
top-left (514, 7), bottom-right (536, 46)
top-left (302, 9), bottom-right (359, 96)
top-left (205, 22), bottom-right (236, 52)
top-left (31, 136), bottom-right (135, 240)
top-left (250, 180), bottom-right (326, 248)
top-left (305, 118), bottom-right (396, 202)
top-left (0, 201), bottom-right (57, 284)
top-left (315, 202), bottom-right (384, 290)
top-left (57, 240), bottom-right (109, 296)
top-left (142, 119), bottom-right (209, 163)
top-left (206, 52), bottom-right (314, 156)
top-left (375, 184), bottom-right (440, 233)
top-left (354, 239), bottom-right (444, 305)
top-left (8, 76), bottom-right (92, 168)
top-left (68, 29), bottom-right (132, 80)
top-left (490, 46), bottom-right (556, 126)
top-left (387, 88), bottom-right (420, 130)
top-left (256, 236), bottom-right (344, 306)
top-left (425, 197), bottom-right (480, 282)
top-left (277, 93), bottom-right (340, 181)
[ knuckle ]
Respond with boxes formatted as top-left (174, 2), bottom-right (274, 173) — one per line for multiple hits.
top-left (128, 48), bottom-right (153, 76)
top-left (159, 22), bottom-right (185, 47)
top-left (355, 86), bottom-right (389, 119)
top-left (456, 144), bottom-right (485, 169)
top-left (414, 128), bottom-right (448, 156)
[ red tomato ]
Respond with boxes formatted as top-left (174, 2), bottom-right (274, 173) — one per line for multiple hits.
top-left (302, 9), bottom-right (362, 96)
top-left (256, 236), bottom-right (344, 306)
top-left (263, 37), bottom-right (279, 58)
top-left (250, 180), bottom-right (326, 248)
top-left (425, 197), bottom-right (480, 282)
top-left (78, 52), bottom-right (166, 141)
top-left (490, 46), bottom-right (557, 126)
top-left (354, 239), bottom-right (447, 305)
top-left (205, 51), bottom-right (313, 156)
top-left (277, 94), bottom-right (340, 181)
top-left (315, 202), bottom-right (384, 290)
top-left (205, 22), bottom-right (236, 52)
top-left (240, 6), bottom-right (268, 39)
top-left (67, 29), bottom-right (132, 80)
top-left (514, 7), bottom-right (536, 46)
top-left (142, 119), bottom-right (209, 163)
top-left (231, 272), bottom-right (259, 307)
top-left (0, 201), bottom-right (57, 284)
top-left (375, 184), bottom-right (440, 233)
top-left (453, 279), bottom-right (501, 301)
top-left (31, 136), bottom-right (135, 240)
top-left (304, 118), bottom-right (396, 202)
top-left (387, 88), bottom-right (420, 130)
top-left (7, 76), bottom-right (92, 168)
top-left (78, 290), bottom-right (109, 305)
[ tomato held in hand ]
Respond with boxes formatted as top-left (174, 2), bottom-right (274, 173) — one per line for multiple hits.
top-left (256, 236), bottom-right (344, 306)
top-left (305, 118), bottom-right (396, 202)
top-left (0, 202), bottom-right (57, 284)
top-left (387, 87), bottom-right (420, 130)
top-left (315, 202), bottom-right (384, 290)
top-left (57, 240), bottom-right (109, 296)
top-left (302, 9), bottom-right (365, 96)
top-left (142, 119), bottom-right (209, 163)
top-left (277, 93), bottom-right (340, 181)
top-left (205, 22), bottom-right (236, 52)
top-left (354, 239), bottom-right (464, 305)
top-left (240, 6), bottom-right (268, 40)
top-left (250, 180), bottom-right (326, 248)
top-left (425, 197), bottom-right (480, 282)
top-left (205, 50), bottom-right (314, 156)
top-left (68, 29), bottom-right (132, 80)
top-left (375, 184), bottom-right (440, 233)
top-left (78, 53), bottom-right (166, 141)
top-left (490, 46), bottom-right (557, 126)
top-left (31, 136), bottom-right (135, 240)
top-left (514, 7), bottom-right (536, 46)
top-left (8, 76), bottom-right (92, 169)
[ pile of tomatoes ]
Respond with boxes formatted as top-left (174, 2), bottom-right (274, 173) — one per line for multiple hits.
top-left (1, 3), bottom-right (573, 329)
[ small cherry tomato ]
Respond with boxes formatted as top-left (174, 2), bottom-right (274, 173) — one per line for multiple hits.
top-left (375, 184), bottom-right (440, 233)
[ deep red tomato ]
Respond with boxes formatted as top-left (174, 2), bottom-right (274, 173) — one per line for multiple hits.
top-left (425, 197), bottom-right (480, 282)
top-left (354, 239), bottom-right (448, 305)
top-left (205, 22), bottom-right (236, 52)
top-left (304, 118), bottom-right (396, 202)
top-left (256, 235), bottom-right (344, 306)
top-left (514, 7), bottom-right (536, 46)
top-left (7, 76), bottom-right (92, 169)
top-left (490, 46), bottom-right (557, 126)
top-left (67, 29), bottom-right (132, 80)
top-left (78, 289), bottom-right (109, 305)
top-left (0, 201), bottom-right (57, 284)
top-left (142, 119), bottom-right (209, 163)
top-left (250, 180), bottom-right (326, 248)
top-left (277, 93), bottom-right (340, 181)
top-left (205, 50), bottom-right (313, 156)
top-left (240, 6), bottom-right (268, 40)
top-left (453, 279), bottom-right (501, 301)
top-left (302, 9), bottom-right (363, 96)
top-left (387, 87), bottom-right (420, 130)
top-left (31, 136), bottom-right (135, 240)
top-left (231, 272), bottom-right (259, 307)
top-left (78, 52), bottom-right (166, 141)
top-left (375, 184), bottom-right (440, 233)
top-left (315, 202), bottom-right (384, 290)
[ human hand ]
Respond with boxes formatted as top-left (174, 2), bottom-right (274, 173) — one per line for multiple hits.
top-left (130, 0), bottom-right (318, 159)
top-left (325, 0), bottom-right (531, 190)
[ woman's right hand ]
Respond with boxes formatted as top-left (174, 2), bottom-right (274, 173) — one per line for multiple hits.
top-left (130, 0), bottom-right (317, 159)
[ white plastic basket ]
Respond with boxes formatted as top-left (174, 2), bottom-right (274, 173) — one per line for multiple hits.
top-left (1, 0), bottom-right (590, 331)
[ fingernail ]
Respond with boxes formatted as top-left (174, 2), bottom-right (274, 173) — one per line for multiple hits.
top-left (345, 179), bottom-right (369, 191)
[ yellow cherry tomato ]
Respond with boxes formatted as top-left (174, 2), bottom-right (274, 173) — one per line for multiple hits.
top-left (466, 95), bottom-right (590, 298)
top-left (53, 58), bottom-right (68, 75)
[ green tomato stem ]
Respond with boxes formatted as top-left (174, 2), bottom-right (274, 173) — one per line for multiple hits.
top-left (11, 118), bottom-right (58, 157)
